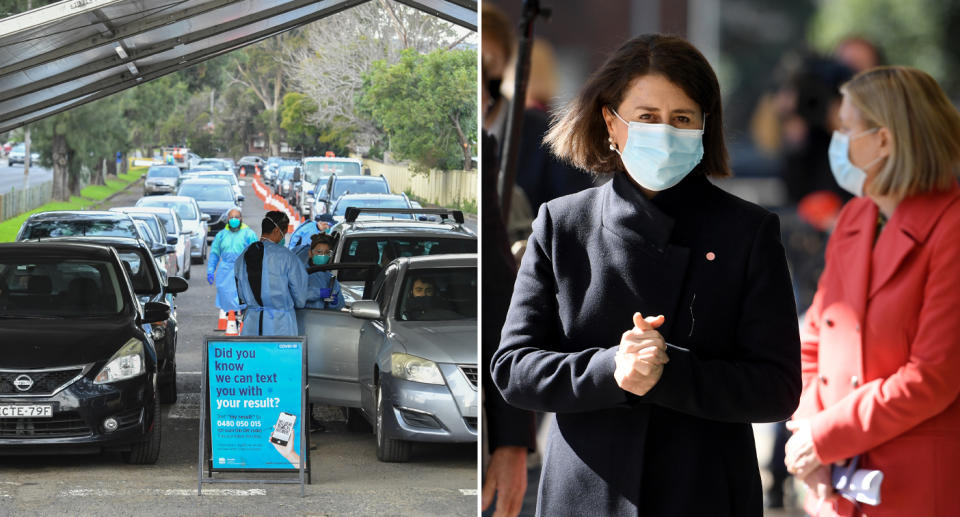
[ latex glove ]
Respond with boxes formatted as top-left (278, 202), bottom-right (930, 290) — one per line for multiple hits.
top-left (207, 273), bottom-right (215, 285)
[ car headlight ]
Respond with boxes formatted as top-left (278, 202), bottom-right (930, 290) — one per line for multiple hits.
top-left (391, 353), bottom-right (444, 385)
top-left (94, 338), bottom-right (145, 384)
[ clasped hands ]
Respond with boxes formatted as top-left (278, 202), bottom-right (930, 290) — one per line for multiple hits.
top-left (614, 312), bottom-right (669, 396)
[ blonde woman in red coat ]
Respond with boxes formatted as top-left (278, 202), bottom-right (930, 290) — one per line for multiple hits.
top-left (785, 66), bottom-right (960, 516)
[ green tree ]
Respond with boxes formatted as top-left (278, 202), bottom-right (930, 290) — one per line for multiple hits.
top-left (280, 92), bottom-right (351, 157)
top-left (358, 48), bottom-right (476, 171)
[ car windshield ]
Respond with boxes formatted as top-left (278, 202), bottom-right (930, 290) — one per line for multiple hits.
top-left (396, 267), bottom-right (476, 321)
top-left (303, 161), bottom-right (360, 184)
top-left (147, 166), bottom-right (179, 178)
top-left (333, 198), bottom-right (413, 219)
top-left (12, 143), bottom-right (24, 152)
top-left (116, 249), bottom-right (158, 294)
top-left (332, 178), bottom-right (387, 199)
top-left (0, 258), bottom-right (124, 317)
top-left (138, 198), bottom-right (197, 220)
top-left (338, 236), bottom-right (477, 281)
top-left (179, 183), bottom-right (234, 202)
top-left (20, 217), bottom-right (138, 240)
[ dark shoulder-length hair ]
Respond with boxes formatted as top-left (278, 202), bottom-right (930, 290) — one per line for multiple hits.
top-left (545, 34), bottom-right (730, 178)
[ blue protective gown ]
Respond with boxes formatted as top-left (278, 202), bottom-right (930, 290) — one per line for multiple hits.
top-left (207, 225), bottom-right (257, 311)
top-left (305, 271), bottom-right (344, 310)
top-left (287, 221), bottom-right (328, 250)
top-left (235, 239), bottom-right (308, 336)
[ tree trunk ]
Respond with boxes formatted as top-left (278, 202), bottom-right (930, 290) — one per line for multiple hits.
top-left (92, 158), bottom-right (105, 186)
top-left (107, 157), bottom-right (117, 177)
top-left (449, 113), bottom-right (472, 171)
top-left (52, 133), bottom-right (69, 201)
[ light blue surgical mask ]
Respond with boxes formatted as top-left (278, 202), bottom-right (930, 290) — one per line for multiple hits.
top-left (828, 128), bottom-right (883, 197)
top-left (312, 254), bottom-right (330, 266)
top-left (611, 108), bottom-right (705, 191)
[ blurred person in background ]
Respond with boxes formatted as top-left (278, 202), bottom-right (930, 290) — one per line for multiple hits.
top-left (492, 34), bottom-right (801, 516)
top-left (525, 38), bottom-right (558, 113)
top-left (482, 4), bottom-right (594, 233)
top-left (833, 36), bottom-right (885, 75)
top-left (480, 129), bottom-right (537, 517)
top-left (786, 66), bottom-right (960, 517)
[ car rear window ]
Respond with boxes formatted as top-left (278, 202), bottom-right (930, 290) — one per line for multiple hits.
top-left (337, 236), bottom-right (476, 281)
top-left (303, 161), bottom-right (360, 184)
top-left (116, 250), bottom-right (158, 295)
top-left (332, 178), bottom-right (388, 199)
top-left (137, 198), bottom-right (197, 220)
top-left (0, 259), bottom-right (125, 317)
top-left (333, 197), bottom-right (413, 219)
top-left (148, 166), bottom-right (180, 178)
top-left (178, 183), bottom-right (234, 202)
top-left (20, 218), bottom-right (138, 240)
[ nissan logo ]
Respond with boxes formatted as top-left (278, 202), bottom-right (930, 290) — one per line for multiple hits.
top-left (13, 375), bottom-right (34, 392)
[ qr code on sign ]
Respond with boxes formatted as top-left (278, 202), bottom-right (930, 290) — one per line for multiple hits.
top-left (275, 419), bottom-right (293, 436)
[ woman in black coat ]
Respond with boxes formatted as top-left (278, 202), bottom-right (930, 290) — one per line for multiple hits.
top-left (491, 34), bottom-right (801, 516)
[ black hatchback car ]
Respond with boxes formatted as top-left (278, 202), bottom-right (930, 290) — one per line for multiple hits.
top-left (0, 242), bottom-right (170, 463)
top-left (24, 236), bottom-right (188, 404)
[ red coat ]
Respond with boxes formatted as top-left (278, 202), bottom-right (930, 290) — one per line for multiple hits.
top-left (794, 183), bottom-right (960, 517)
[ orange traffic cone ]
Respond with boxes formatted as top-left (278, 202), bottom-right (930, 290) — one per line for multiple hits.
top-left (225, 311), bottom-right (239, 336)
top-left (216, 309), bottom-right (227, 331)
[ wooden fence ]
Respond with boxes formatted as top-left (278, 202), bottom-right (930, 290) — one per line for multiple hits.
top-left (0, 181), bottom-right (52, 221)
top-left (361, 159), bottom-right (477, 208)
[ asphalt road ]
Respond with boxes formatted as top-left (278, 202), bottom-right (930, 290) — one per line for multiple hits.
top-left (0, 164), bottom-right (53, 195)
top-left (0, 177), bottom-right (477, 517)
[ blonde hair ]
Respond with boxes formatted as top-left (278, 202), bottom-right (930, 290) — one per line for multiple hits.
top-left (841, 66), bottom-right (960, 199)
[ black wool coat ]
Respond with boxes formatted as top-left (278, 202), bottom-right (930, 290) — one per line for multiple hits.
top-left (492, 172), bottom-right (802, 516)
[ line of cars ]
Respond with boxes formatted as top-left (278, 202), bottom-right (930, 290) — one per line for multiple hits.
top-left (0, 156), bottom-right (247, 464)
top-left (1, 209), bottom-right (190, 464)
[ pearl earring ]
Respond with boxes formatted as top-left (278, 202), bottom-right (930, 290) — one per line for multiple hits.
top-left (608, 136), bottom-right (616, 151)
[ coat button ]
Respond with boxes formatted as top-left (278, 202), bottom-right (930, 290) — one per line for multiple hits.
top-left (851, 376), bottom-right (860, 388)
top-left (825, 319), bottom-right (835, 327)
top-left (819, 374), bottom-right (828, 385)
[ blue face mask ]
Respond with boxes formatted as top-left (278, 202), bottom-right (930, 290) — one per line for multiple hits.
top-left (228, 218), bottom-right (241, 229)
top-left (312, 254), bottom-right (330, 266)
top-left (611, 108), bottom-right (705, 191)
top-left (828, 128), bottom-right (882, 197)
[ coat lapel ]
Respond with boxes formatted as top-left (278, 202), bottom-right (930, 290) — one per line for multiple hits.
top-left (599, 173), bottom-right (691, 339)
top-left (832, 201), bottom-right (875, 320)
top-left (869, 184), bottom-right (960, 298)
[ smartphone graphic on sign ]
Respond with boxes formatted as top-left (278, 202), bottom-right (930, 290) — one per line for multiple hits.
top-left (270, 412), bottom-right (296, 447)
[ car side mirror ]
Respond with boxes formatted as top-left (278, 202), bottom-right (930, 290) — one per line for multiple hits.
top-left (165, 244), bottom-right (177, 254)
top-left (166, 276), bottom-right (189, 295)
top-left (166, 235), bottom-right (178, 245)
top-left (350, 300), bottom-right (381, 320)
top-left (143, 301), bottom-right (171, 323)
top-left (201, 213), bottom-right (211, 222)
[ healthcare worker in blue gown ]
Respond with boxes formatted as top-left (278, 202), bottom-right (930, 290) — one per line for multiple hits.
top-left (235, 210), bottom-right (308, 336)
top-left (288, 215), bottom-right (331, 250)
top-left (304, 232), bottom-right (344, 310)
top-left (207, 207), bottom-right (257, 314)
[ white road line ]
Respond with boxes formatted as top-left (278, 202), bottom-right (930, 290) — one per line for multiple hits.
top-left (61, 488), bottom-right (266, 497)
top-left (459, 489), bottom-right (477, 496)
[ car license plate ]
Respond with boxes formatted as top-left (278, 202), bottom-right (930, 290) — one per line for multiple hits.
top-left (0, 405), bottom-right (53, 418)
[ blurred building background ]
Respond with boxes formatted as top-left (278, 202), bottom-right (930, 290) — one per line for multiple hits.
top-left (484, 1), bottom-right (960, 515)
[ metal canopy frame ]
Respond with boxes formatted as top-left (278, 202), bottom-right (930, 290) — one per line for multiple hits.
top-left (0, 0), bottom-right (477, 134)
